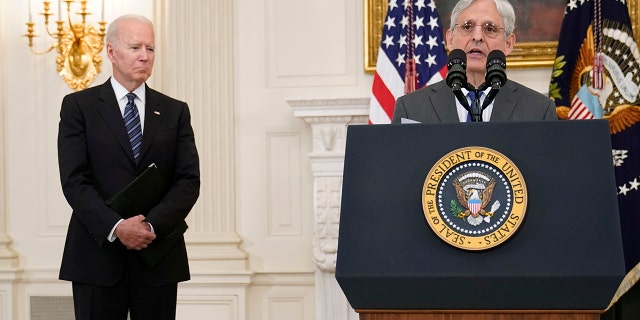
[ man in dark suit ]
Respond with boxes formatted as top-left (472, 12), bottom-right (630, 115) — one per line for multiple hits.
top-left (392, 0), bottom-right (557, 123)
top-left (57, 14), bottom-right (199, 320)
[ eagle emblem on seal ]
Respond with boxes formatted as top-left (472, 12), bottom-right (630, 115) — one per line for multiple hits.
top-left (451, 171), bottom-right (501, 226)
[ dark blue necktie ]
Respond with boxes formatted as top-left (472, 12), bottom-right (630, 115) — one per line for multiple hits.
top-left (467, 91), bottom-right (483, 122)
top-left (466, 91), bottom-right (475, 122)
top-left (124, 93), bottom-right (142, 162)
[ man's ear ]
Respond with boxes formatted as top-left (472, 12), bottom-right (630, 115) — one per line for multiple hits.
top-left (106, 43), bottom-right (115, 63)
top-left (503, 33), bottom-right (516, 56)
top-left (445, 29), bottom-right (454, 51)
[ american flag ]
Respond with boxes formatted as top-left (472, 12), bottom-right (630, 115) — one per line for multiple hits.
top-left (568, 93), bottom-right (596, 120)
top-left (369, 0), bottom-right (448, 124)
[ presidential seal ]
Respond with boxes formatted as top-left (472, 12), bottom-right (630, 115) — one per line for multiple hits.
top-left (422, 147), bottom-right (527, 250)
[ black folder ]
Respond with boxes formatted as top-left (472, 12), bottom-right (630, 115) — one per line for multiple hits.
top-left (106, 163), bottom-right (187, 269)
top-left (106, 163), bottom-right (164, 219)
top-left (141, 220), bottom-right (188, 270)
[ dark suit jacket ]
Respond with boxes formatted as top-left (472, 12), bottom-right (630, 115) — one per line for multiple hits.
top-left (58, 79), bottom-right (200, 286)
top-left (391, 80), bottom-right (557, 123)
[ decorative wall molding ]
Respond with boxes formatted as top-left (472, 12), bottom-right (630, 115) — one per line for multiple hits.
top-left (266, 132), bottom-right (304, 237)
top-left (265, 1), bottom-right (359, 88)
top-left (290, 97), bottom-right (368, 271)
top-left (289, 97), bottom-right (368, 320)
top-left (312, 176), bottom-right (343, 272)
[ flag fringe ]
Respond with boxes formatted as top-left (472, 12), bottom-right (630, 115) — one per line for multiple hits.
top-left (605, 261), bottom-right (640, 311)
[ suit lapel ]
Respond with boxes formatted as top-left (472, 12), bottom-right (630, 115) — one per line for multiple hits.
top-left (97, 80), bottom-right (137, 162)
top-left (139, 86), bottom-right (165, 162)
top-left (431, 83), bottom-right (460, 122)
top-left (490, 82), bottom-right (518, 121)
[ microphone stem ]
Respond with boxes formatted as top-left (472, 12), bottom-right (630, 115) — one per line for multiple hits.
top-left (481, 85), bottom-right (500, 109)
top-left (453, 88), bottom-right (470, 112)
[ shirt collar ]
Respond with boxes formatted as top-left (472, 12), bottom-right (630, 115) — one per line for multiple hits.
top-left (109, 77), bottom-right (146, 105)
top-left (462, 86), bottom-right (492, 97)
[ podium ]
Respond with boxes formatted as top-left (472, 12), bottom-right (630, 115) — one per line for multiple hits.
top-left (335, 120), bottom-right (626, 320)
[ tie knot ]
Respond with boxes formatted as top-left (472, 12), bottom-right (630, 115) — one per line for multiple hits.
top-left (126, 93), bottom-right (136, 103)
top-left (467, 90), bottom-right (484, 104)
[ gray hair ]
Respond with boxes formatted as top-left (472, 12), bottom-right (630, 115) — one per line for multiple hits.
top-left (449, 0), bottom-right (516, 35)
top-left (106, 14), bottom-right (154, 45)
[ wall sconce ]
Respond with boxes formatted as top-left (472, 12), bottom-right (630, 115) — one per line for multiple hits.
top-left (24, 0), bottom-right (107, 91)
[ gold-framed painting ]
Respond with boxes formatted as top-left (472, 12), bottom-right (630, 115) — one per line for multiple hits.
top-left (364, 0), bottom-right (640, 72)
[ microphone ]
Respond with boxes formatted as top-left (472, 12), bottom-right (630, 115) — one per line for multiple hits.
top-left (480, 50), bottom-right (507, 112)
top-left (446, 49), bottom-right (468, 90)
top-left (485, 50), bottom-right (507, 88)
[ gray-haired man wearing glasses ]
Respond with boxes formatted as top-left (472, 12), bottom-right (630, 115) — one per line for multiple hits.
top-left (391, 0), bottom-right (557, 123)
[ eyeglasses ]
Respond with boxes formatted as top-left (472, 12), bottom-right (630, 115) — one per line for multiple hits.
top-left (454, 21), bottom-right (505, 39)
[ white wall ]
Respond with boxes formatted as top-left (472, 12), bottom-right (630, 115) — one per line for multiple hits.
top-left (235, 0), bottom-right (365, 272)
top-left (0, 0), bottom-right (554, 319)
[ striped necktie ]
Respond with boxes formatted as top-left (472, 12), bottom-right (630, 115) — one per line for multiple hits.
top-left (467, 91), bottom-right (483, 122)
top-left (466, 91), bottom-right (475, 122)
top-left (124, 93), bottom-right (142, 163)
